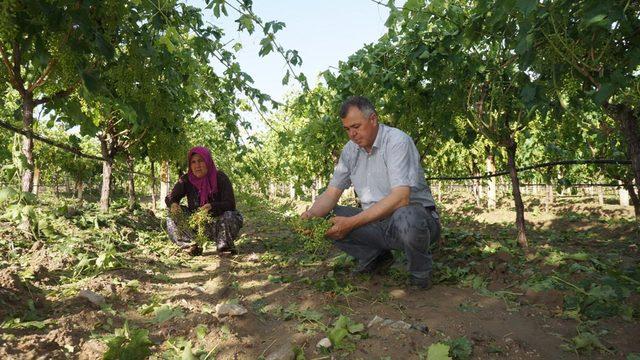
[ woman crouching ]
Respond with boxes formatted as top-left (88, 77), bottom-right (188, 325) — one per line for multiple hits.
top-left (164, 146), bottom-right (243, 255)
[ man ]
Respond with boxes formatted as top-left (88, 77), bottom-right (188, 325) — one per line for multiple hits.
top-left (301, 96), bottom-right (440, 289)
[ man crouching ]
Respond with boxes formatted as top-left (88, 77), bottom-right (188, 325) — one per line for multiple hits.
top-left (301, 96), bottom-right (441, 289)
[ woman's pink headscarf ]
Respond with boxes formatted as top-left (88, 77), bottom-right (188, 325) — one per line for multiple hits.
top-left (187, 146), bottom-right (218, 206)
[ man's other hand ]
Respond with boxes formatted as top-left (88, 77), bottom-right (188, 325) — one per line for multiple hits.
top-left (326, 216), bottom-right (354, 240)
top-left (300, 208), bottom-right (313, 219)
top-left (200, 203), bottom-right (212, 212)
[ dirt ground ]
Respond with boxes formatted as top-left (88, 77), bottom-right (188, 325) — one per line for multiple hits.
top-left (0, 192), bottom-right (639, 359)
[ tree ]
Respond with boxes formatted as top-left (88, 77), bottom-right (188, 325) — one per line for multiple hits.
top-left (527, 0), bottom-right (640, 212)
top-left (0, 0), bottom-right (126, 193)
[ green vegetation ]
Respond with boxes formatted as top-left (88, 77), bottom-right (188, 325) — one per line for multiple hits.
top-left (1, 0), bottom-right (639, 358)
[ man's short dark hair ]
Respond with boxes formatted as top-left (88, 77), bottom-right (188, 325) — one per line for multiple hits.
top-left (339, 96), bottom-right (377, 119)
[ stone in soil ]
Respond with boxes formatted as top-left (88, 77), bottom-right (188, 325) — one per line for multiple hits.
top-left (78, 290), bottom-right (106, 307)
top-left (316, 337), bottom-right (332, 349)
top-left (215, 303), bottom-right (248, 316)
top-left (265, 343), bottom-right (295, 360)
top-left (368, 315), bottom-right (385, 328)
top-left (389, 289), bottom-right (407, 299)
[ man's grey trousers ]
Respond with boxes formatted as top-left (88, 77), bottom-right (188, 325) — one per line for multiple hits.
top-left (333, 204), bottom-right (441, 279)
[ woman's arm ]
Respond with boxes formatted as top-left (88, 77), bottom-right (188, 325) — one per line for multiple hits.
top-left (210, 172), bottom-right (235, 215)
top-left (165, 176), bottom-right (187, 209)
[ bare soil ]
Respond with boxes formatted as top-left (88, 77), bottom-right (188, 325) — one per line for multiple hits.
top-left (0, 192), bottom-right (638, 359)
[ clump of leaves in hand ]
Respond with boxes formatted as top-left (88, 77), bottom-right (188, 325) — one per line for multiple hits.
top-left (291, 217), bottom-right (333, 254)
top-left (188, 207), bottom-right (213, 247)
top-left (171, 207), bottom-right (213, 247)
top-left (102, 322), bottom-right (153, 360)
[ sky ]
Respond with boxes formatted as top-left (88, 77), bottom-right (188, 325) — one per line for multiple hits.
top-left (186, 0), bottom-right (393, 129)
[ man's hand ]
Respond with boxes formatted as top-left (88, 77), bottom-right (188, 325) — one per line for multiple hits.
top-left (199, 203), bottom-right (212, 212)
top-left (326, 216), bottom-right (355, 240)
top-left (170, 203), bottom-right (181, 215)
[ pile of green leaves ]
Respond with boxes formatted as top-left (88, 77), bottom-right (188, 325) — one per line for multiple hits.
top-left (326, 315), bottom-right (366, 352)
top-left (73, 239), bottom-right (124, 278)
top-left (0, 148), bottom-right (41, 236)
top-left (275, 304), bottom-right (323, 323)
top-left (314, 272), bottom-right (357, 296)
top-left (273, 303), bottom-right (325, 333)
top-left (420, 337), bottom-right (473, 360)
top-left (559, 276), bottom-right (637, 321)
top-left (102, 322), bottom-right (153, 360)
top-left (560, 331), bottom-right (612, 354)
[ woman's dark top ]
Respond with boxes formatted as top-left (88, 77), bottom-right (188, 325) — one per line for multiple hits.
top-left (165, 171), bottom-right (236, 217)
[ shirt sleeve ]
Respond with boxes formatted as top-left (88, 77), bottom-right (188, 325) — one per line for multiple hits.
top-left (165, 175), bottom-right (187, 208)
top-left (211, 172), bottom-right (236, 216)
top-left (328, 144), bottom-right (352, 190)
top-left (386, 136), bottom-right (420, 189)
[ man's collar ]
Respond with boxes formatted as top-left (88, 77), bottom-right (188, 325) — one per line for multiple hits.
top-left (371, 124), bottom-right (385, 150)
top-left (358, 124), bottom-right (385, 154)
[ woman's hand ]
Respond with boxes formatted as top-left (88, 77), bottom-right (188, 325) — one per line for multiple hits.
top-left (199, 203), bottom-right (212, 212)
top-left (170, 203), bottom-right (181, 215)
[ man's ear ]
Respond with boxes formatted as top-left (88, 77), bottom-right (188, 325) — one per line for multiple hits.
top-left (371, 112), bottom-right (379, 125)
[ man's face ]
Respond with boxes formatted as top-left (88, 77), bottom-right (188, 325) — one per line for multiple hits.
top-left (341, 106), bottom-right (379, 151)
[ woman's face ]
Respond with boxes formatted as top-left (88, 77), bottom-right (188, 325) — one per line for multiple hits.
top-left (190, 153), bottom-right (208, 179)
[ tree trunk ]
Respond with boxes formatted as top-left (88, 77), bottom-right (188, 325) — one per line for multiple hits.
top-left (486, 148), bottom-right (497, 209)
top-left (624, 182), bottom-right (640, 221)
top-left (126, 154), bottom-right (136, 210)
top-left (32, 166), bottom-right (40, 195)
top-left (623, 181), bottom-right (640, 240)
top-left (100, 159), bottom-right (113, 212)
top-left (505, 139), bottom-right (528, 248)
top-left (472, 160), bottom-right (481, 206)
top-left (619, 181), bottom-right (630, 207)
top-left (598, 186), bottom-right (605, 206)
top-left (99, 138), bottom-right (114, 212)
top-left (150, 160), bottom-right (157, 212)
top-left (21, 95), bottom-right (35, 193)
top-left (310, 180), bottom-right (318, 202)
top-left (159, 160), bottom-right (170, 209)
top-left (289, 182), bottom-right (296, 200)
top-left (75, 179), bottom-right (84, 202)
top-left (605, 103), bottom-right (640, 205)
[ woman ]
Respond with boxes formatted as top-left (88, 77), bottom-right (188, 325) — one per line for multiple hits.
top-left (165, 146), bottom-right (243, 255)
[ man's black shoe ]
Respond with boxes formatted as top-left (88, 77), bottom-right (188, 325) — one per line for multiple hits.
top-left (351, 251), bottom-right (394, 276)
top-left (409, 275), bottom-right (433, 290)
